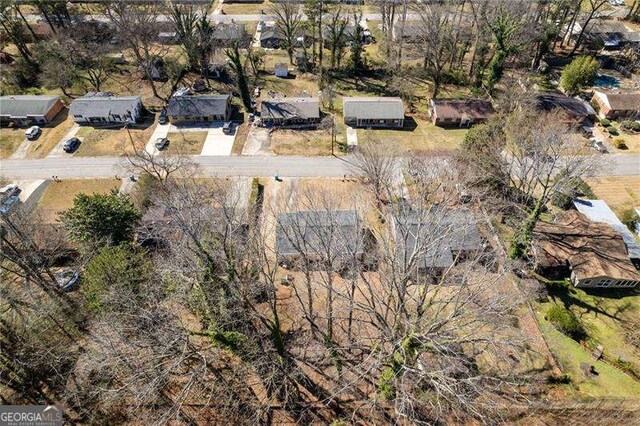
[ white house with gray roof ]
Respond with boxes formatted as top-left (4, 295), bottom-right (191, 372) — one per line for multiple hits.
top-left (69, 93), bottom-right (143, 125)
top-left (0, 95), bottom-right (64, 126)
top-left (343, 97), bottom-right (404, 128)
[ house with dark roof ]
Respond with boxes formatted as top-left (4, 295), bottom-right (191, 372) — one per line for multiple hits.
top-left (343, 97), bottom-right (405, 128)
top-left (166, 95), bottom-right (232, 123)
top-left (533, 211), bottom-right (639, 288)
top-left (535, 92), bottom-right (596, 125)
top-left (276, 210), bottom-right (366, 269)
top-left (260, 97), bottom-right (320, 127)
top-left (392, 208), bottom-right (487, 277)
top-left (0, 95), bottom-right (65, 127)
top-left (591, 91), bottom-right (640, 120)
top-left (260, 27), bottom-right (283, 48)
top-left (211, 22), bottom-right (247, 47)
top-left (429, 99), bottom-right (494, 127)
top-left (581, 20), bottom-right (640, 49)
top-left (69, 93), bottom-right (143, 125)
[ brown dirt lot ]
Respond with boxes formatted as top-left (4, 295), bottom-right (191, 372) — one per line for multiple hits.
top-left (37, 178), bottom-right (121, 223)
top-left (270, 129), bottom-right (345, 156)
top-left (585, 176), bottom-right (640, 216)
top-left (163, 131), bottom-right (207, 155)
top-left (75, 121), bottom-right (155, 157)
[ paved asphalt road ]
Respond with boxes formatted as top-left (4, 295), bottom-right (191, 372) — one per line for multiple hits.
top-left (1, 154), bottom-right (638, 180)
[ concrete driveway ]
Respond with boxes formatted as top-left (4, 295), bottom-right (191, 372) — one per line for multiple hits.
top-left (201, 123), bottom-right (236, 156)
top-left (9, 137), bottom-right (31, 159)
top-left (242, 126), bottom-right (273, 156)
top-left (144, 123), bottom-right (171, 156)
top-left (47, 124), bottom-right (80, 158)
top-left (346, 126), bottom-right (358, 149)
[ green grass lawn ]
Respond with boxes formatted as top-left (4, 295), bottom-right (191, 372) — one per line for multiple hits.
top-left (533, 283), bottom-right (640, 399)
top-left (163, 131), bottom-right (208, 155)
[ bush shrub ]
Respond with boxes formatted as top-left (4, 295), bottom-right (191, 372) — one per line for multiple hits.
top-left (599, 118), bottom-right (611, 127)
top-left (608, 127), bottom-right (619, 136)
top-left (547, 305), bottom-right (586, 340)
top-left (547, 373), bottom-right (572, 384)
top-left (620, 208), bottom-right (639, 233)
top-left (612, 138), bottom-right (628, 149)
top-left (620, 121), bottom-right (640, 132)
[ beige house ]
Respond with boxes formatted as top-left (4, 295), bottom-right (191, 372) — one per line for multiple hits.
top-left (592, 91), bottom-right (640, 120)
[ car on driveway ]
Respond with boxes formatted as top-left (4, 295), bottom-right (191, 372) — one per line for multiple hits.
top-left (55, 270), bottom-right (81, 292)
top-left (154, 137), bottom-right (170, 150)
top-left (590, 138), bottom-right (608, 153)
top-left (0, 184), bottom-right (21, 200)
top-left (63, 137), bottom-right (81, 153)
top-left (222, 121), bottom-right (234, 135)
top-left (25, 125), bottom-right (41, 140)
top-left (158, 110), bottom-right (168, 124)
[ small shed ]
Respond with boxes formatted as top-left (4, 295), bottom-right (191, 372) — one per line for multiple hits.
top-left (275, 63), bottom-right (288, 78)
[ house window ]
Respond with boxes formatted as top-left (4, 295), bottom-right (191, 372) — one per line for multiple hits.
top-left (598, 279), bottom-right (612, 287)
top-left (581, 279), bottom-right (591, 286)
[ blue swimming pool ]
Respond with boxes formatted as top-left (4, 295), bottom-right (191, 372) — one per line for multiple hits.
top-left (594, 74), bottom-right (620, 89)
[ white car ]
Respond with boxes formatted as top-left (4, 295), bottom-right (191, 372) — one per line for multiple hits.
top-left (24, 125), bottom-right (41, 140)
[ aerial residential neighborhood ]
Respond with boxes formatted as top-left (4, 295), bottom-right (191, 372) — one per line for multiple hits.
top-left (1, 0), bottom-right (639, 424)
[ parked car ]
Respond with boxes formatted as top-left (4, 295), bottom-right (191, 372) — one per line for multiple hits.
top-left (222, 121), bottom-right (233, 135)
top-left (158, 111), bottom-right (168, 125)
top-left (63, 137), bottom-right (81, 153)
top-left (154, 137), bottom-right (169, 150)
top-left (253, 86), bottom-right (261, 97)
top-left (25, 125), bottom-right (41, 140)
top-left (0, 196), bottom-right (21, 215)
top-left (0, 184), bottom-right (21, 200)
top-left (55, 270), bottom-right (81, 292)
top-left (591, 138), bottom-right (608, 153)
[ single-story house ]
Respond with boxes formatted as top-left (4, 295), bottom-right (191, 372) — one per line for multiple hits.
top-left (591, 91), bottom-right (640, 120)
top-left (276, 209), bottom-right (365, 269)
top-left (211, 22), bottom-right (247, 46)
top-left (69, 93), bottom-right (143, 125)
top-left (573, 198), bottom-right (640, 263)
top-left (166, 94), bottom-right (232, 123)
top-left (392, 208), bottom-right (486, 277)
top-left (580, 20), bottom-right (640, 49)
top-left (343, 97), bottom-right (405, 128)
top-left (429, 99), bottom-right (494, 127)
top-left (535, 92), bottom-right (596, 125)
top-left (260, 97), bottom-right (320, 127)
top-left (260, 27), bottom-right (283, 49)
top-left (0, 95), bottom-right (65, 127)
top-left (533, 211), bottom-right (639, 288)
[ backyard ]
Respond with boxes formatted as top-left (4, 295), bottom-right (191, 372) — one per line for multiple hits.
top-left (533, 282), bottom-right (640, 399)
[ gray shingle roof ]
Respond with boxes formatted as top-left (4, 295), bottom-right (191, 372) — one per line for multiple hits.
top-left (536, 92), bottom-right (596, 118)
top-left (0, 95), bottom-right (61, 117)
top-left (261, 97), bottom-right (320, 120)
top-left (573, 198), bottom-right (640, 260)
top-left (343, 97), bottom-right (404, 120)
top-left (277, 210), bottom-right (363, 257)
top-left (166, 95), bottom-right (231, 118)
top-left (69, 95), bottom-right (141, 118)
top-left (394, 208), bottom-right (485, 269)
